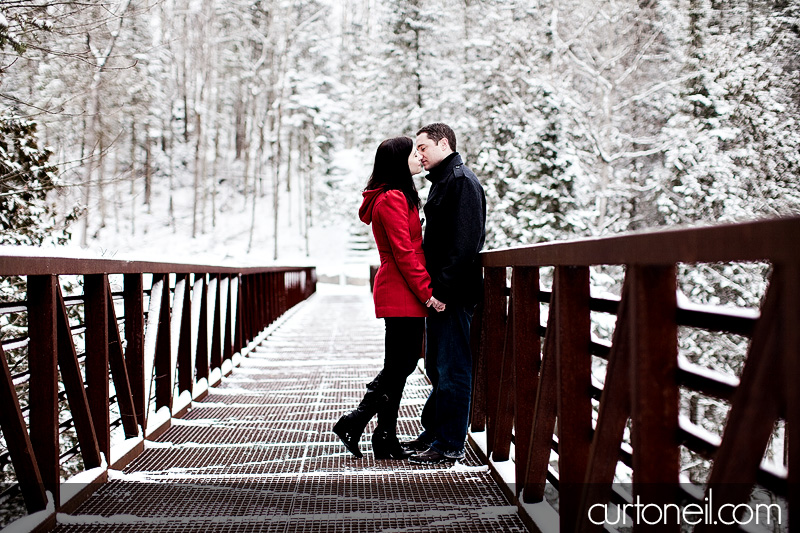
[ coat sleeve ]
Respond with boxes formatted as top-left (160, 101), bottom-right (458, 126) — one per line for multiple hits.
top-left (432, 176), bottom-right (485, 304)
top-left (375, 190), bottom-right (433, 305)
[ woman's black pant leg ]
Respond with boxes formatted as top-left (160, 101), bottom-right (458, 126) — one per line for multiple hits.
top-left (375, 317), bottom-right (425, 433)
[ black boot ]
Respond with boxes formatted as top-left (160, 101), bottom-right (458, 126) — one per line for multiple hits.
top-left (372, 388), bottom-right (411, 459)
top-left (333, 411), bottom-right (370, 459)
top-left (372, 429), bottom-right (413, 459)
top-left (333, 377), bottom-right (386, 459)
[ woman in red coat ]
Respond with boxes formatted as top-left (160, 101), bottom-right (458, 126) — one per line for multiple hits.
top-left (333, 136), bottom-right (445, 460)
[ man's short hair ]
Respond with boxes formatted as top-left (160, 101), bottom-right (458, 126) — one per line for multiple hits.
top-left (417, 123), bottom-right (457, 152)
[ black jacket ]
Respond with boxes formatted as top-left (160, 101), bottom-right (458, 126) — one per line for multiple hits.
top-left (423, 153), bottom-right (486, 306)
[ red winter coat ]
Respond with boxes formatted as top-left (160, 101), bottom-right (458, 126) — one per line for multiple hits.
top-left (359, 188), bottom-right (433, 317)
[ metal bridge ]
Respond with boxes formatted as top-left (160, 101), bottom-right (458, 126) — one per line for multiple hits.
top-left (1, 216), bottom-right (798, 532)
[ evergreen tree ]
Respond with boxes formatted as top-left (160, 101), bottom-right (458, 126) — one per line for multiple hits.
top-left (479, 82), bottom-right (579, 247)
top-left (0, 5), bottom-right (79, 245)
top-left (0, 116), bottom-right (78, 245)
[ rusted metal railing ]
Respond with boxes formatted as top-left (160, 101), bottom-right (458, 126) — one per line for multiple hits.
top-left (471, 216), bottom-right (799, 532)
top-left (0, 256), bottom-right (315, 528)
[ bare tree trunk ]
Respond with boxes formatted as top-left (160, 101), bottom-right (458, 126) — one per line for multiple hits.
top-left (80, 0), bottom-right (132, 246)
top-left (298, 133), bottom-right (305, 235)
top-left (305, 133), bottom-right (314, 257)
top-left (286, 130), bottom-right (293, 227)
top-left (200, 126), bottom-right (208, 233)
top-left (242, 89), bottom-right (253, 210)
top-left (165, 116), bottom-right (176, 233)
top-left (112, 148), bottom-right (120, 233)
top-left (307, 128), bottom-right (314, 230)
top-left (144, 130), bottom-right (152, 212)
top-left (235, 84), bottom-right (247, 160)
top-left (130, 119), bottom-right (136, 236)
top-left (98, 132), bottom-right (106, 230)
top-left (80, 116), bottom-right (91, 248)
top-left (272, 121), bottom-right (282, 261)
top-left (247, 176), bottom-right (258, 254)
top-left (181, 13), bottom-right (190, 143)
top-left (247, 120), bottom-right (266, 253)
top-left (211, 119), bottom-right (220, 229)
top-left (243, 132), bottom-right (251, 209)
top-left (192, 113), bottom-right (202, 238)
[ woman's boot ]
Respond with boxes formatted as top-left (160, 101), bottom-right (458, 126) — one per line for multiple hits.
top-left (372, 389), bottom-right (412, 459)
top-left (372, 428), bottom-right (413, 459)
top-left (333, 378), bottom-right (386, 458)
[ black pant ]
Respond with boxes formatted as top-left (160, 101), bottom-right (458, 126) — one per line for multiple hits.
top-left (365, 317), bottom-right (425, 433)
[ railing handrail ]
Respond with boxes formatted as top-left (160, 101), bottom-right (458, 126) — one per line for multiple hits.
top-left (0, 254), bottom-right (313, 276)
top-left (481, 215), bottom-right (800, 266)
top-left (470, 215), bottom-right (797, 533)
top-left (0, 259), bottom-right (317, 531)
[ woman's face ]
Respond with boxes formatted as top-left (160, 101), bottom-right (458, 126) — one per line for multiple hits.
top-left (407, 148), bottom-right (422, 175)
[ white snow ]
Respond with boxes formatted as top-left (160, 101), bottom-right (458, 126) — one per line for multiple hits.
top-left (144, 406), bottom-right (171, 438)
top-left (2, 492), bottom-right (55, 533)
top-left (61, 455), bottom-right (108, 505)
top-left (192, 377), bottom-right (209, 400)
top-left (171, 389), bottom-right (192, 415)
top-left (110, 436), bottom-right (144, 465)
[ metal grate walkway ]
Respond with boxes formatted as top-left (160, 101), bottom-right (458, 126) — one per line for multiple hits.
top-left (53, 284), bottom-right (527, 532)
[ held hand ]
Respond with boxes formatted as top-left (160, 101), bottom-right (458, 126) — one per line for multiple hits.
top-left (426, 296), bottom-right (446, 313)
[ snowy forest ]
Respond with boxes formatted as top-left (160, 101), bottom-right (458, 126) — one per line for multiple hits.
top-left (1, 0), bottom-right (798, 260)
top-left (1, 0), bottom-right (800, 523)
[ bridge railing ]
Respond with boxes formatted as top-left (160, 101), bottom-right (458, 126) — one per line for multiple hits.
top-left (0, 256), bottom-right (315, 527)
top-left (471, 216), bottom-right (799, 532)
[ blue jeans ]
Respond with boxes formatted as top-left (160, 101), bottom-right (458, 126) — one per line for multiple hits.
top-left (418, 304), bottom-right (474, 457)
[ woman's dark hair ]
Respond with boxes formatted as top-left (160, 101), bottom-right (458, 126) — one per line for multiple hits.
top-left (365, 136), bottom-right (421, 209)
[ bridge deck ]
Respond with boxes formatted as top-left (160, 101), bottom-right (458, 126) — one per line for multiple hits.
top-left (53, 285), bottom-right (526, 532)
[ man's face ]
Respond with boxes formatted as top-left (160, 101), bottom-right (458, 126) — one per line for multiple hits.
top-left (416, 133), bottom-right (451, 171)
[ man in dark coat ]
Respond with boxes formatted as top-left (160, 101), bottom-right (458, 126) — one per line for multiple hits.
top-left (406, 123), bottom-right (486, 464)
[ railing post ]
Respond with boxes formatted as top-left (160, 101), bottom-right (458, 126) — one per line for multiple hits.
top-left (266, 273), bottom-right (274, 326)
top-left (279, 272), bottom-right (287, 316)
top-left (273, 272), bottom-right (278, 322)
top-left (124, 273), bottom-right (145, 432)
top-left (85, 274), bottom-right (111, 461)
top-left (783, 263), bottom-right (800, 531)
top-left (576, 277), bottom-right (633, 533)
top-left (0, 343), bottom-right (47, 513)
top-left (105, 281), bottom-right (139, 439)
top-left (246, 273), bottom-right (255, 344)
top-left (210, 274), bottom-right (222, 371)
top-left (175, 274), bottom-right (193, 395)
top-left (153, 274), bottom-right (173, 411)
top-left (511, 266), bottom-right (540, 497)
top-left (629, 265), bottom-right (679, 532)
top-left (223, 275), bottom-right (233, 362)
top-left (469, 298), bottom-right (486, 432)
top-left (554, 265), bottom-right (592, 532)
top-left (694, 265), bottom-right (788, 531)
top-left (522, 295), bottom-right (558, 504)
top-left (238, 274), bottom-right (250, 347)
top-left (56, 288), bottom-right (101, 470)
top-left (233, 275), bottom-right (243, 354)
top-left (27, 275), bottom-right (60, 507)
top-left (491, 274), bottom-right (515, 462)
top-left (782, 263), bottom-right (800, 530)
top-left (482, 267), bottom-right (506, 453)
top-left (194, 274), bottom-right (209, 383)
top-left (256, 273), bottom-right (265, 333)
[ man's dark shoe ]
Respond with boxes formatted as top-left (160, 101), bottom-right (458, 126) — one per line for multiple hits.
top-left (408, 447), bottom-right (462, 465)
top-left (401, 439), bottom-right (431, 453)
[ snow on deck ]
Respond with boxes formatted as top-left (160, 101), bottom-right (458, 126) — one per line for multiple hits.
top-left (53, 284), bottom-right (526, 532)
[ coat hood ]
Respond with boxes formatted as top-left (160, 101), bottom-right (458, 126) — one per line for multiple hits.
top-left (359, 188), bottom-right (384, 224)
